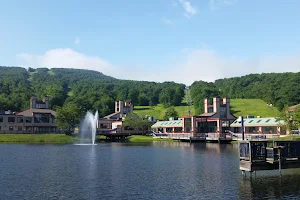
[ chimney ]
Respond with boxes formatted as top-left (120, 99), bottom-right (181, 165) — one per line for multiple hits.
top-left (204, 98), bottom-right (208, 113)
top-left (30, 96), bottom-right (36, 109)
top-left (223, 97), bottom-right (230, 117)
top-left (213, 97), bottom-right (220, 113)
top-left (119, 100), bottom-right (124, 114)
top-left (43, 96), bottom-right (49, 109)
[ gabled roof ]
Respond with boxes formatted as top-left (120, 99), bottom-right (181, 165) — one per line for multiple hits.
top-left (103, 112), bottom-right (120, 119)
top-left (199, 113), bottom-right (216, 117)
top-left (230, 117), bottom-right (284, 127)
top-left (17, 109), bottom-right (56, 117)
top-left (151, 120), bottom-right (183, 128)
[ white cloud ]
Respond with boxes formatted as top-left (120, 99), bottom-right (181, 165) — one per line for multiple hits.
top-left (164, 48), bottom-right (300, 85)
top-left (179, 0), bottom-right (198, 18)
top-left (16, 48), bottom-right (300, 86)
top-left (74, 36), bottom-right (80, 45)
top-left (210, 0), bottom-right (237, 11)
top-left (161, 17), bottom-right (174, 25)
top-left (16, 48), bottom-right (115, 75)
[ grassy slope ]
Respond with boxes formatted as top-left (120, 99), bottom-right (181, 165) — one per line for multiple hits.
top-left (134, 104), bottom-right (195, 120)
top-left (134, 99), bottom-right (280, 119)
top-left (0, 134), bottom-right (78, 143)
top-left (230, 99), bottom-right (280, 117)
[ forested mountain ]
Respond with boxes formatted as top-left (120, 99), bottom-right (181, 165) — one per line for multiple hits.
top-left (0, 66), bottom-right (185, 117)
top-left (1, 66), bottom-right (299, 117)
top-left (190, 72), bottom-right (300, 115)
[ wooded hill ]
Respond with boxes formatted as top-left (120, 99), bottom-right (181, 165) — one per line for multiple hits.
top-left (0, 66), bottom-right (299, 117)
top-left (0, 66), bottom-right (185, 117)
top-left (190, 72), bottom-right (300, 115)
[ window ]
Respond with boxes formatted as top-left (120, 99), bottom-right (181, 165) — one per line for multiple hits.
top-left (17, 117), bottom-right (23, 123)
top-left (0, 126), bottom-right (1, 130)
top-left (249, 120), bottom-right (253, 123)
top-left (166, 127), bottom-right (173, 132)
top-left (8, 117), bottom-right (15, 123)
top-left (18, 126), bottom-right (22, 131)
top-left (257, 120), bottom-right (261, 123)
top-left (174, 127), bottom-right (182, 133)
top-left (26, 117), bottom-right (32, 123)
top-left (34, 114), bottom-right (50, 123)
top-left (0, 116), bottom-right (3, 122)
top-left (266, 119), bottom-right (271, 123)
top-left (208, 107), bottom-right (214, 113)
top-left (9, 126), bottom-right (13, 131)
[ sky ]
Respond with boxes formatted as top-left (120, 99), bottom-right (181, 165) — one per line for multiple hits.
top-left (0, 0), bottom-right (300, 85)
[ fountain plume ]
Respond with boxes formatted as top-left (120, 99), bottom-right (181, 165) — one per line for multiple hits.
top-left (78, 110), bottom-right (98, 145)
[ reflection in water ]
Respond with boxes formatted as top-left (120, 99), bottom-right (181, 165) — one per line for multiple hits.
top-left (1, 143), bottom-right (300, 199)
top-left (239, 174), bottom-right (300, 199)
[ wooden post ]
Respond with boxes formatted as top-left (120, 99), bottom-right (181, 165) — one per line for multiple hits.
top-left (278, 148), bottom-right (282, 177)
top-left (242, 170), bottom-right (246, 177)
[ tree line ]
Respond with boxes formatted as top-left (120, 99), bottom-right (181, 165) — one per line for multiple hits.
top-left (0, 66), bottom-right (185, 118)
top-left (190, 72), bottom-right (300, 114)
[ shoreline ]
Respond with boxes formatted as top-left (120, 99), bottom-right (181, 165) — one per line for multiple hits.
top-left (0, 134), bottom-right (175, 144)
top-left (2, 134), bottom-right (299, 144)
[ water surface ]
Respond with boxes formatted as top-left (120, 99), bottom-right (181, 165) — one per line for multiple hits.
top-left (0, 142), bottom-right (300, 200)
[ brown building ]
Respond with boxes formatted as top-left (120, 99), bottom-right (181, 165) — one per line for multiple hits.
top-left (98, 100), bottom-right (133, 133)
top-left (0, 96), bottom-right (57, 133)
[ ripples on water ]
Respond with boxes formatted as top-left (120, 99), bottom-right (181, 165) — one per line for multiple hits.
top-left (0, 142), bottom-right (300, 200)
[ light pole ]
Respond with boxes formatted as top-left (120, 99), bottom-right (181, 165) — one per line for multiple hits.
top-left (238, 116), bottom-right (245, 140)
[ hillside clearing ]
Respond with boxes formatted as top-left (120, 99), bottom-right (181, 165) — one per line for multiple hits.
top-left (134, 99), bottom-right (280, 119)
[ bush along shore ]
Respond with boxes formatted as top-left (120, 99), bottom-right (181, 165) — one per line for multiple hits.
top-left (0, 134), bottom-right (79, 144)
top-left (127, 135), bottom-right (174, 143)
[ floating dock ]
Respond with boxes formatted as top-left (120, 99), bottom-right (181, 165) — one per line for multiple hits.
top-left (239, 140), bottom-right (300, 174)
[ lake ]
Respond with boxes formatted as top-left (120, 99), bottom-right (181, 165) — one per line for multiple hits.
top-left (1, 142), bottom-right (300, 200)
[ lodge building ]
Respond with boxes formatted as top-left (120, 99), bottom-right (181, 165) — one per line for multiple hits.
top-left (151, 97), bottom-right (237, 137)
top-left (0, 96), bottom-right (57, 133)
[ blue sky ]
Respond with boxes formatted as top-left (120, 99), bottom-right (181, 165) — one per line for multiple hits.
top-left (1, 0), bottom-right (300, 84)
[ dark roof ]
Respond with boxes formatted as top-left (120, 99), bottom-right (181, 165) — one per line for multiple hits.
top-left (17, 109), bottom-right (56, 117)
top-left (199, 113), bottom-right (216, 117)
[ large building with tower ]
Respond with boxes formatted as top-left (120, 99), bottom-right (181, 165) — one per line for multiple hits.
top-left (151, 97), bottom-right (236, 138)
top-left (97, 100), bottom-right (134, 132)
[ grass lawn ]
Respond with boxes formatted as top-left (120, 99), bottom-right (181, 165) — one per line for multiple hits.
top-left (0, 134), bottom-right (78, 144)
top-left (127, 135), bottom-right (173, 142)
top-left (134, 99), bottom-right (280, 119)
top-left (134, 104), bottom-right (194, 120)
top-left (230, 99), bottom-right (280, 117)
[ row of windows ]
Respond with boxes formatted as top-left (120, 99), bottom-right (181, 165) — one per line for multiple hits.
top-left (0, 116), bottom-right (32, 123)
top-left (0, 126), bottom-right (23, 131)
top-left (0, 116), bottom-right (54, 124)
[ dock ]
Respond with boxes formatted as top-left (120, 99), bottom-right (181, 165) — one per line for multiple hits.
top-left (239, 140), bottom-right (300, 174)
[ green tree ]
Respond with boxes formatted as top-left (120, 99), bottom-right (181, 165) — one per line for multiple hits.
top-left (56, 103), bottom-right (84, 135)
top-left (293, 106), bottom-right (300, 133)
top-left (123, 113), bottom-right (153, 131)
top-left (278, 106), bottom-right (295, 134)
top-left (163, 107), bottom-right (179, 120)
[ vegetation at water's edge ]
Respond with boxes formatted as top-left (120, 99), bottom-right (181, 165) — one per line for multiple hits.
top-left (271, 135), bottom-right (300, 141)
top-left (0, 134), bottom-right (79, 143)
top-left (127, 135), bottom-right (174, 142)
